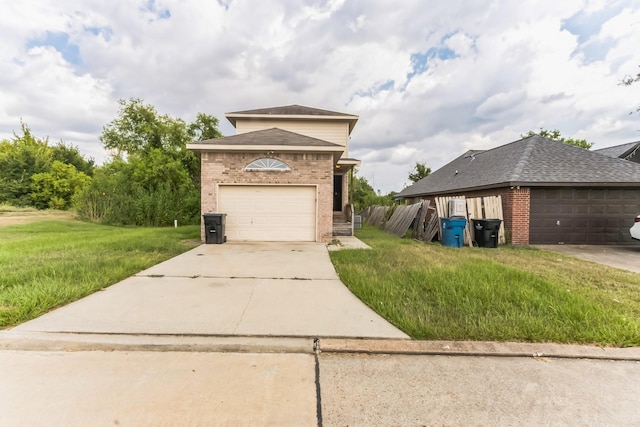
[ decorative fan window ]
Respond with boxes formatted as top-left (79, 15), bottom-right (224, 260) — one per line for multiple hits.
top-left (245, 158), bottom-right (291, 171)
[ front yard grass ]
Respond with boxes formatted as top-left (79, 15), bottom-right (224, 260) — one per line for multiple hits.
top-left (0, 219), bottom-right (200, 328)
top-left (330, 226), bottom-right (640, 346)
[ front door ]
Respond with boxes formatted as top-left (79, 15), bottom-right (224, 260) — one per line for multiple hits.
top-left (333, 175), bottom-right (343, 211)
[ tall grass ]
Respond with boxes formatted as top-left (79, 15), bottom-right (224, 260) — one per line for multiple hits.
top-left (330, 226), bottom-right (640, 346)
top-left (0, 220), bottom-right (200, 328)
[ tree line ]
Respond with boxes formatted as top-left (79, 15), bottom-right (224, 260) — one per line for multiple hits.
top-left (0, 99), bottom-right (221, 226)
top-left (0, 97), bottom-right (604, 224)
top-left (0, 123), bottom-right (95, 209)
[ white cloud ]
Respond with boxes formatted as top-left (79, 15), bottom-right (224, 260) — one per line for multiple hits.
top-left (1, 0), bottom-right (639, 193)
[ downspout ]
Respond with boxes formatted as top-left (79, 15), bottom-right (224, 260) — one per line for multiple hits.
top-left (349, 168), bottom-right (355, 236)
top-left (350, 204), bottom-right (355, 236)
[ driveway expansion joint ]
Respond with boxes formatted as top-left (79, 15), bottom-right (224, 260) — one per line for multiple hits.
top-left (313, 337), bottom-right (323, 427)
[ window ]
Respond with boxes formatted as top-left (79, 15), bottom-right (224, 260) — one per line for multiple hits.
top-left (245, 158), bottom-right (291, 171)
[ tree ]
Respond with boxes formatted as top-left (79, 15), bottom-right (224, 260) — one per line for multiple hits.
top-left (51, 142), bottom-right (95, 176)
top-left (75, 99), bottom-right (222, 226)
top-left (188, 112), bottom-right (223, 141)
top-left (621, 65), bottom-right (640, 117)
top-left (31, 161), bottom-right (91, 209)
top-left (0, 123), bottom-right (52, 206)
top-left (408, 162), bottom-right (431, 183)
top-left (621, 65), bottom-right (640, 86)
top-left (0, 123), bottom-right (95, 208)
top-left (351, 171), bottom-right (395, 213)
top-left (101, 98), bottom-right (191, 156)
top-left (522, 128), bottom-right (593, 149)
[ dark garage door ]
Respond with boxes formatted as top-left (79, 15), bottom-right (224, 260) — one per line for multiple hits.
top-left (529, 188), bottom-right (640, 245)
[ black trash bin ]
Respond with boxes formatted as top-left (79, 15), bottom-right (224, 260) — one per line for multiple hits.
top-left (472, 219), bottom-right (502, 248)
top-left (203, 213), bottom-right (227, 244)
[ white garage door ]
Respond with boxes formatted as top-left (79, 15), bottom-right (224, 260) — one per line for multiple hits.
top-left (219, 185), bottom-right (317, 241)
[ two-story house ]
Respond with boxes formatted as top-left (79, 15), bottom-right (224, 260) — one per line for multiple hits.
top-left (187, 105), bottom-right (360, 243)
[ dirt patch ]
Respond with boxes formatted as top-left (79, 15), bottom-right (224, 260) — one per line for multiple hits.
top-left (0, 211), bottom-right (76, 227)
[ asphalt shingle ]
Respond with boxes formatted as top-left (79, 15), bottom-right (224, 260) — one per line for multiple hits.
top-left (396, 136), bottom-right (640, 198)
top-left (195, 127), bottom-right (343, 148)
top-left (227, 104), bottom-right (355, 117)
top-left (594, 141), bottom-right (640, 160)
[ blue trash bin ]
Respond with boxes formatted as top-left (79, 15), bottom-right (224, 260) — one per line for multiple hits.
top-left (440, 217), bottom-right (467, 248)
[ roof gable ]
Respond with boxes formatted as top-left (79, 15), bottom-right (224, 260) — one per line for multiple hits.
top-left (594, 141), bottom-right (640, 160)
top-left (396, 136), bottom-right (640, 198)
top-left (225, 104), bottom-right (358, 133)
top-left (227, 104), bottom-right (354, 117)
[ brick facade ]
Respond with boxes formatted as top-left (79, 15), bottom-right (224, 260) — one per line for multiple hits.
top-left (200, 151), bottom-right (335, 242)
top-left (416, 187), bottom-right (532, 245)
top-left (502, 187), bottom-right (530, 245)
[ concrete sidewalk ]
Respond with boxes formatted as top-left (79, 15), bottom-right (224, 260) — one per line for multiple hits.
top-left (4, 240), bottom-right (640, 426)
top-left (11, 242), bottom-right (407, 339)
top-left (1, 241), bottom-right (403, 426)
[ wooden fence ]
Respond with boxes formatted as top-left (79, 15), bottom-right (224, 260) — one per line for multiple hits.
top-left (433, 195), bottom-right (506, 245)
top-left (362, 195), bottom-right (506, 245)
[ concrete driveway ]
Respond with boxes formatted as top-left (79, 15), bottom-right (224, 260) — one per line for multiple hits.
top-left (3, 241), bottom-right (640, 425)
top-left (10, 242), bottom-right (407, 339)
top-left (537, 244), bottom-right (640, 273)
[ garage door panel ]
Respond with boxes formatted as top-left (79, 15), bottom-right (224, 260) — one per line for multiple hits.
top-left (219, 185), bottom-right (316, 242)
top-left (530, 188), bottom-right (640, 244)
top-left (575, 205), bottom-right (589, 214)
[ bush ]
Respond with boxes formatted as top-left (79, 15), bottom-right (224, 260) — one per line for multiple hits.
top-left (73, 158), bottom-right (200, 226)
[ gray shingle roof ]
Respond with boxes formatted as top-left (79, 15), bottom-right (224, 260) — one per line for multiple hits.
top-left (395, 135), bottom-right (640, 198)
top-left (196, 127), bottom-right (343, 148)
top-left (226, 104), bottom-right (354, 117)
top-left (594, 141), bottom-right (640, 159)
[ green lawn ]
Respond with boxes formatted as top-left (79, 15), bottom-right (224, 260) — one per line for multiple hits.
top-left (330, 226), bottom-right (640, 347)
top-left (0, 220), bottom-right (200, 328)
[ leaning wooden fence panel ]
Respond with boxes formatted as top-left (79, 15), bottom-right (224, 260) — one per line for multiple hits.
top-left (365, 206), bottom-right (389, 226)
top-left (411, 200), bottom-right (430, 240)
top-left (383, 201), bottom-right (424, 237)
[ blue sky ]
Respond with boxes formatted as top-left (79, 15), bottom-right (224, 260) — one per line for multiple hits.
top-left (1, 0), bottom-right (640, 193)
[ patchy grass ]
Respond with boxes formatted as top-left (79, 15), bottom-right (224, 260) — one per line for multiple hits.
top-left (0, 205), bottom-right (75, 227)
top-left (329, 226), bottom-right (640, 347)
top-left (0, 204), bottom-right (39, 213)
top-left (0, 219), bottom-right (200, 328)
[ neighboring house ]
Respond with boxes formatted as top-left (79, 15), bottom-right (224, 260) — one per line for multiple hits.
top-left (394, 135), bottom-right (640, 245)
top-left (187, 105), bottom-right (360, 243)
top-left (594, 141), bottom-right (640, 163)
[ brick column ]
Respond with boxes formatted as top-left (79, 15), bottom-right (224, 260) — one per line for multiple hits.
top-left (506, 187), bottom-right (530, 245)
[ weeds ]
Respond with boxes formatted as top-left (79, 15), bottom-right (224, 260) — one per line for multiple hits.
top-left (0, 220), bottom-right (200, 327)
top-left (330, 226), bottom-right (640, 346)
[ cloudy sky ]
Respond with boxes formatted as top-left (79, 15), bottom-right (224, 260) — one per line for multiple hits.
top-left (2, 0), bottom-right (640, 193)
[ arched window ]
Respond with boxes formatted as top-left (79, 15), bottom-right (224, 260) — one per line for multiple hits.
top-left (245, 158), bottom-right (291, 171)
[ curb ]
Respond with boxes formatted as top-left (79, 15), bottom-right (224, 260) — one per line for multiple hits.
top-left (318, 339), bottom-right (640, 361)
top-left (2, 332), bottom-right (640, 361)
top-left (0, 331), bottom-right (314, 354)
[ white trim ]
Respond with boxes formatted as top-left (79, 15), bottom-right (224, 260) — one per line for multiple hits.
top-left (245, 158), bottom-right (291, 171)
top-left (187, 143), bottom-right (344, 153)
top-left (226, 113), bottom-right (358, 121)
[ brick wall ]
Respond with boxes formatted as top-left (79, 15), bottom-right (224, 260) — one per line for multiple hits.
top-left (421, 187), bottom-right (531, 245)
top-left (502, 188), bottom-right (530, 245)
top-left (200, 151), bottom-right (334, 242)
